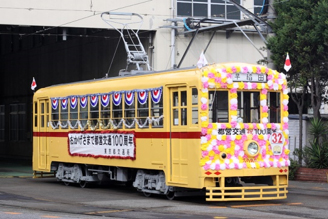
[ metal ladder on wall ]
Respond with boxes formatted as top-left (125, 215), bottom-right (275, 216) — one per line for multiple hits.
top-left (101, 12), bottom-right (150, 74)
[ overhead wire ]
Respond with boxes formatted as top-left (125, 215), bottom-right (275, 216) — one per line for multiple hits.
top-left (0, 0), bottom-right (291, 38)
top-left (16, 0), bottom-right (153, 38)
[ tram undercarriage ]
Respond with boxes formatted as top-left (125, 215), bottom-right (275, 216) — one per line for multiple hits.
top-left (50, 162), bottom-right (204, 200)
top-left (45, 162), bottom-right (287, 201)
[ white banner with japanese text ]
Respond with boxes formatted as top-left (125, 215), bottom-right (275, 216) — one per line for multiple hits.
top-left (68, 131), bottom-right (135, 160)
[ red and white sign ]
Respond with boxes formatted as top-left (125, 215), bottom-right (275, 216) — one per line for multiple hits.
top-left (68, 131), bottom-right (135, 160)
top-left (269, 132), bottom-right (285, 155)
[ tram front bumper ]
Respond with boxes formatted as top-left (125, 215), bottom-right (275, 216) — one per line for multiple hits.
top-left (204, 168), bottom-right (288, 201)
top-left (206, 184), bottom-right (288, 201)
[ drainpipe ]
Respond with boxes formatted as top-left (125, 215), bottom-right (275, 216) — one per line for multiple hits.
top-left (171, 0), bottom-right (176, 69)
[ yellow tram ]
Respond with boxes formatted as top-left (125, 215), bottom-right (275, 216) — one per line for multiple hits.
top-left (33, 62), bottom-right (289, 201)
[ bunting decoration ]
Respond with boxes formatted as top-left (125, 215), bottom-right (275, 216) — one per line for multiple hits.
top-left (151, 88), bottom-right (162, 104)
top-left (51, 99), bottom-right (58, 110)
top-left (138, 90), bottom-right (148, 105)
top-left (125, 91), bottom-right (134, 106)
top-left (80, 96), bottom-right (88, 108)
top-left (61, 99), bottom-right (68, 110)
top-left (50, 87), bottom-right (161, 110)
top-left (49, 86), bottom-right (163, 130)
top-left (113, 92), bottom-right (122, 106)
top-left (90, 95), bottom-right (98, 107)
top-left (101, 94), bottom-right (110, 107)
top-left (70, 96), bottom-right (78, 109)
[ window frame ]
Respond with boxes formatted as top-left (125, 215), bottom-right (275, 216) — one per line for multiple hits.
top-left (100, 95), bottom-right (111, 129)
top-left (124, 92), bottom-right (136, 129)
top-left (171, 88), bottom-right (187, 127)
top-left (237, 91), bottom-right (261, 123)
top-left (267, 91), bottom-right (281, 123)
top-left (9, 103), bottom-right (26, 141)
top-left (60, 99), bottom-right (68, 129)
top-left (209, 90), bottom-right (229, 123)
top-left (254, 0), bottom-right (265, 16)
top-left (69, 97), bottom-right (79, 129)
top-left (89, 95), bottom-right (100, 128)
top-left (112, 94), bottom-right (123, 129)
top-left (176, 0), bottom-right (241, 20)
top-left (151, 90), bottom-right (164, 128)
top-left (137, 91), bottom-right (150, 128)
top-left (79, 97), bottom-right (88, 128)
top-left (190, 87), bottom-right (199, 125)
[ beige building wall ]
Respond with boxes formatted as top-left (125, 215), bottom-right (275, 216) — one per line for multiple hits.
top-left (0, 0), bottom-right (266, 70)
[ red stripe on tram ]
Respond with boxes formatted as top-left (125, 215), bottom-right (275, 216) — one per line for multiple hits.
top-left (33, 131), bottom-right (201, 139)
top-left (33, 132), bottom-right (68, 137)
top-left (135, 132), bottom-right (201, 139)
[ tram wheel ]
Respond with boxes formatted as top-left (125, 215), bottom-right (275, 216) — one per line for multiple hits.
top-left (63, 182), bottom-right (70, 186)
top-left (79, 181), bottom-right (88, 188)
top-left (143, 191), bottom-right (152, 197)
top-left (166, 191), bottom-right (175, 200)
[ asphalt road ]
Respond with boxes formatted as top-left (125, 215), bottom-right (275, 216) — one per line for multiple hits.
top-left (0, 176), bottom-right (328, 219)
top-left (1, 158), bottom-right (328, 219)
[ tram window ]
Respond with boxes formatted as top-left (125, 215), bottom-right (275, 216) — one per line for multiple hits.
top-left (60, 101), bottom-right (68, 129)
top-left (79, 98), bottom-right (88, 127)
top-left (137, 94), bottom-right (149, 128)
top-left (90, 96), bottom-right (99, 127)
top-left (46, 102), bottom-right (49, 127)
top-left (268, 92), bottom-right (281, 123)
top-left (125, 93), bottom-right (135, 129)
top-left (70, 99), bottom-right (78, 128)
top-left (237, 91), bottom-right (260, 123)
top-left (173, 92), bottom-right (178, 106)
top-left (34, 102), bottom-right (37, 127)
top-left (172, 90), bottom-right (187, 126)
top-left (209, 91), bottom-right (229, 123)
top-left (152, 93), bottom-right (163, 128)
top-left (51, 102), bottom-right (59, 129)
top-left (41, 102), bottom-right (44, 128)
top-left (173, 91), bottom-right (179, 126)
top-left (112, 98), bottom-right (123, 129)
top-left (180, 91), bottom-right (187, 126)
top-left (101, 99), bottom-right (111, 129)
top-left (191, 88), bottom-right (198, 124)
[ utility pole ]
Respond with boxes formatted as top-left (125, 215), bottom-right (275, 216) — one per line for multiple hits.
top-left (267, 0), bottom-right (275, 70)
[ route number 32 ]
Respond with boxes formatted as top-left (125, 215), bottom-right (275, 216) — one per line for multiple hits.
top-left (271, 132), bottom-right (284, 144)
top-left (269, 132), bottom-right (285, 155)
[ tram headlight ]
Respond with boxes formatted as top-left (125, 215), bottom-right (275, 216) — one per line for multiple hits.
top-left (244, 141), bottom-right (260, 157)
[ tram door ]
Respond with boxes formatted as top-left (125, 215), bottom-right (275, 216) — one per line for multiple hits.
top-left (37, 99), bottom-right (49, 169)
top-left (169, 87), bottom-right (188, 184)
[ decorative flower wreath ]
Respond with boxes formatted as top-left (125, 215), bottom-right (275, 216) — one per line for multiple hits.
top-left (200, 65), bottom-right (290, 171)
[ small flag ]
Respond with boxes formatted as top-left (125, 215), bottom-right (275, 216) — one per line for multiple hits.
top-left (197, 51), bottom-right (208, 68)
top-left (284, 53), bottom-right (291, 72)
top-left (31, 77), bottom-right (37, 90)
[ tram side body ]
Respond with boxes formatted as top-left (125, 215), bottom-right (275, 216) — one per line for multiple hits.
top-left (32, 63), bottom-right (290, 201)
top-left (32, 68), bottom-right (203, 193)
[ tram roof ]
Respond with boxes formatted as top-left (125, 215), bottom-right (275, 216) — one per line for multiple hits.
top-left (45, 65), bottom-right (199, 89)
top-left (33, 62), bottom-right (273, 99)
top-left (33, 65), bottom-right (202, 98)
